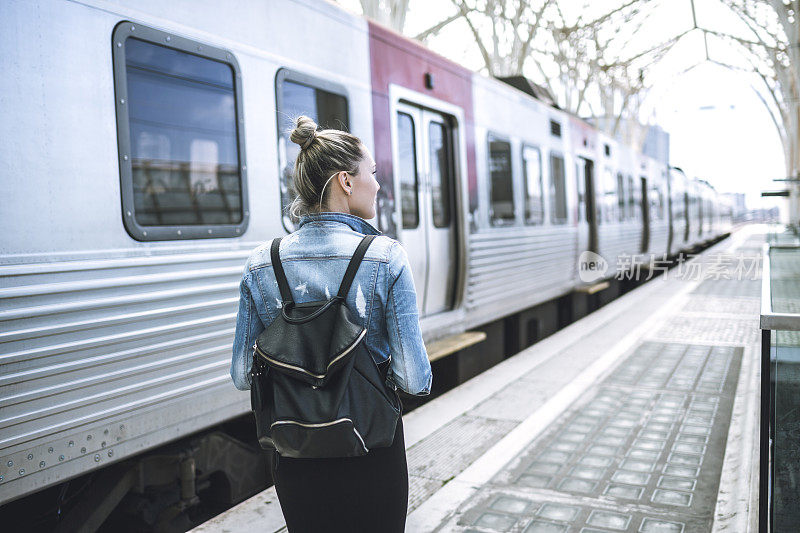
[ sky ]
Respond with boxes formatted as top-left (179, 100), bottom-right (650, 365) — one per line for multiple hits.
top-left (338, 0), bottom-right (788, 214)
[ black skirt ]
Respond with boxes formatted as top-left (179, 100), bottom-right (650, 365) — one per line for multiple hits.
top-left (271, 416), bottom-right (408, 533)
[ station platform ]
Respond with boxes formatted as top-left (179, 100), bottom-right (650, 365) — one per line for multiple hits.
top-left (192, 226), bottom-right (765, 533)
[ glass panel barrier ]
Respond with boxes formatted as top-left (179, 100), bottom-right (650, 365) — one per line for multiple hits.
top-left (760, 236), bottom-right (800, 532)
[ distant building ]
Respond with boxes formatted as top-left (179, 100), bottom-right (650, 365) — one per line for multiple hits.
top-left (642, 124), bottom-right (669, 167)
top-left (721, 192), bottom-right (747, 220)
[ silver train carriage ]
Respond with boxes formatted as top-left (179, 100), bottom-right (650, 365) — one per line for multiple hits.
top-left (0, 0), bottom-right (733, 506)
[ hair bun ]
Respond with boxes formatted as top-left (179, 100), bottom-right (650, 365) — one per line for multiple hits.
top-left (290, 115), bottom-right (319, 151)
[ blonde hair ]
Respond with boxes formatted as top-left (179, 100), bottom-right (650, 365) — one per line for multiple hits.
top-left (287, 115), bottom-right (364, 221)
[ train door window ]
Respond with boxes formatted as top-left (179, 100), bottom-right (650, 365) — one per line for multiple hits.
top-left (595, 170), bottom-right (604, 225)
top-left (522, 145), bottom-right (544, 225)
top-left (397, 112), bottom-right (419, 228)
top-left (275, 69), bottom-right (349, 232)
top-left (487, 134), bottom-right (515, 226)
top-left (428, 121), bottom-right (452, 228)
top-left (549, 153), bottom-right (567, 224)
top-left (575, 161), bottom-right (584, 222)
top-left (112, 23), bottom-right (247, 241)
top-left (626, 175), bottom-right (636, 220)
top-left (673, 185), bottom-right (684, 222)
top-left (616, 173), bottom-right (626, 222)
top-left (650, 186), bottom-right (663, 220)
top-left (601, 168), bottom-right (617, 224)
top-left (699, 196), bottom-right (705, 233)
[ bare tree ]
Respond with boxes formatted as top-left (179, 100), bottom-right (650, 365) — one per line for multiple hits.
top-left (435, 0), bottom-right (554, 78)
top-left (356, 0), bottom-right (411, 32)
top-left (350, 0), bottom-right (461, 34)
top-left (435, 0), bottom-right (684, 147)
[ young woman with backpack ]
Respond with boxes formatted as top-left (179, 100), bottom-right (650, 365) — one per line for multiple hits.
top-left (230, 116), bottom-right (433, 532)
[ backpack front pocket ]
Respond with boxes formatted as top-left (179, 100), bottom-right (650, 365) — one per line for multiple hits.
top-left (270, 418), bottom-right (369, 458)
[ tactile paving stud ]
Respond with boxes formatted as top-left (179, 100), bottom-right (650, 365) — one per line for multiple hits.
top-left (523, 521), bottom-right (568, 533)
top-left (537, 503), bottom-right (580, 521)
top-left (578, 455), bottom-right (613, 467)
top-left (585, 509), bottom-right (631, 530)
top-left (652, 489), bottom-right (693, 507)
top-left (569, 465), bottom-right (606, 480)
top-left (517, 473), bottom-right (551, 488)
top-left (604, 483), bottom-right (644, 500)
top-left (620, 459), bottom-right (655, 472)
top-left (662, 465), bottom-right (700, 477)
top-left (658, 476), bottom-right (697, 491)
top-left (558, 477), bottom-right (597, 493)
top-left (490, 495), bottom-right (531, 514)
top-left (611, 471), bottom-right (650, 485)
top-left (639, 517), bottom-right (685, 532)
top-left (473, 511), bottom-right (516, 531)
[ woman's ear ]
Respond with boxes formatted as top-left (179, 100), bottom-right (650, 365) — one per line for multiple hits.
top-left (340, 171), bottom-right (352, 195)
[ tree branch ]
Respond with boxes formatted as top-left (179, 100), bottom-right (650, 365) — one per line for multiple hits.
top-left (414, 12), bottom-right (463, 41)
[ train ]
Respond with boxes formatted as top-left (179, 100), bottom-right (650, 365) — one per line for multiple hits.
top-left (0, 0), bottom-right (733, 528)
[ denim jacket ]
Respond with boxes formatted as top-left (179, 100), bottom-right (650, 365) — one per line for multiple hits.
top-left (230, 212), bottom-right (433, 396)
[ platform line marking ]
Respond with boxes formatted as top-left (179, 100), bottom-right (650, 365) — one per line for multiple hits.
top-left (711, 334), bottom-right (761, 532)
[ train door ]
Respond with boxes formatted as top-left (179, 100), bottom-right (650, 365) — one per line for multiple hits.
top-left (640, 176), bottom-right (650, 252)
top-left (394, 103), bottom-right (457, 316)
top-left (575, 160), bottom-right (588, 259)
top-left (581, 157), bottom-right (598, 254)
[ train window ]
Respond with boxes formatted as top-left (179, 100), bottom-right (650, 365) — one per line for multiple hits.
top-left (275, 69), bottom-right (349, 232)
top-left (600, 168), bottom-right (617, 224)
top-left (428, 121), bottom-right (452, 228)
top-left (649, 186), bottom-right (664, 220)
top-left (487, 135), bottom-right (515, 225)
top-left (575, 161), bottom-right (585, 222)
top-left (675, 191), bottom-right (686, 221)
top-left (595, 170), bottom-right (604, 225)
top-left (396, 112), bottom-right (419, 229)
top-left (698, 196), bottom-right (704, 234)
top-left (616, 173), bottom-right (625, 222)
top-left (112, 23), bottom-right (248, 241)
top-left (522, 145), bottom-right (544, 225)
top-left (626, 175), bottom-right (637, 220)
top-left (549, 153), bottom-right (567, 224)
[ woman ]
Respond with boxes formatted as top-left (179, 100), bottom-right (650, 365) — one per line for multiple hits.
top-left (230, 116), bottom-right (433, 532)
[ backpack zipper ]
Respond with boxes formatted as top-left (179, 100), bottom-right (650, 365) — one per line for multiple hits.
top-left (271, 418), bottom-right (369, 452)
top-left (254, 328), bottom-right (366, 379)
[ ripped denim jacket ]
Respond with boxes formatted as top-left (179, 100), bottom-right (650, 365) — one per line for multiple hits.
top-left (230, 212), bottom-right (433, 396)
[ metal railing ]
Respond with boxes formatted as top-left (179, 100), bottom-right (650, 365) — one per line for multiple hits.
top-left (760, 236), bottom-right (800, 532)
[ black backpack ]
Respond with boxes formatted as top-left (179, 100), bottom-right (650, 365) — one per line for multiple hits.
top-left (250, 234), bottom-right (402, 458)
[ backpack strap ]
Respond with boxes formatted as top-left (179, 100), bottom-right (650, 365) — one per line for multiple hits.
top-left (336, 235), bottom-right (376, 300)
top-left (270, 237), bottom-right (294, 305)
